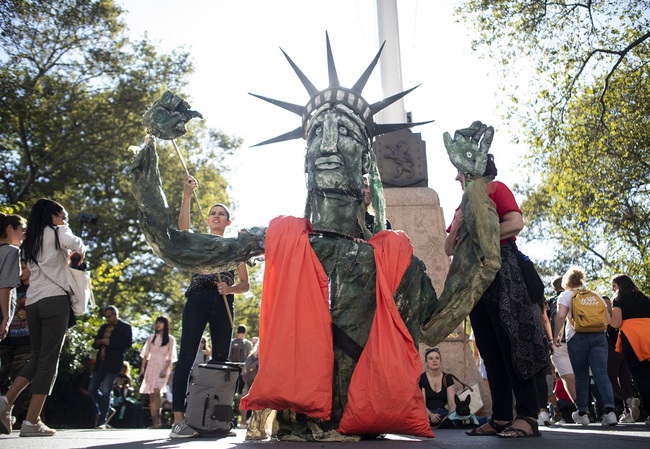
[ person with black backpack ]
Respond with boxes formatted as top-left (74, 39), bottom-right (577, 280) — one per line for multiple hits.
top-left (230, 325), bottom-right (252, 396)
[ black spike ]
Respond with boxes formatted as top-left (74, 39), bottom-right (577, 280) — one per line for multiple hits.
top-left (326, 32), bottom-right (340, 88)
top-left (369, 84), bottom-right (420, 114)
top-left (351, 41), bottom-right (385, 94)
top-left (249, 93), bottom-right (304, 116)
top-left (280, 48), bottom-right (319, 97)
top-left (251, 127), bottom-right (304, 147)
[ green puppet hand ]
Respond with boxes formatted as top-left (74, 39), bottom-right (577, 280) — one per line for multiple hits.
top-left (443, 120), bottom-right (493, 178)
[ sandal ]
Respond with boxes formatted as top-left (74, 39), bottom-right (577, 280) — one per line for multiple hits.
top-left (466, 418), bottom-right (512, 436)
top-left (497, 416), bottom-right (541, 438)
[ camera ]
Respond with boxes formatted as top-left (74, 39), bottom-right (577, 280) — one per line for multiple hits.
top-left (70, 254), bottom-right (88, 271)
top-left (77, 212), bottom-right (98, 225)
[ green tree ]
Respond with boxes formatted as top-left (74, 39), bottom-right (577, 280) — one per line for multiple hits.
top-left (0, 0), bottom-right (253, 423)
top-left (456, 1), bottom-right (650, 291)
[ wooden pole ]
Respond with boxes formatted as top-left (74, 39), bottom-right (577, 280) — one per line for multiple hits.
top-left (216, 272), bottom-right (235, 329)
top-left (171, 139), bottom-right (206, 223)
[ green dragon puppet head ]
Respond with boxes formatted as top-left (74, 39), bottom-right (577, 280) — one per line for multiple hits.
top-left (142, 90), bottom-right (203, 140)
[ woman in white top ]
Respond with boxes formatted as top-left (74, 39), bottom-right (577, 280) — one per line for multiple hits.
top-left (553, 266), bottom-right (616, 427)
top-left (0, 199), bottom-right (85, 437)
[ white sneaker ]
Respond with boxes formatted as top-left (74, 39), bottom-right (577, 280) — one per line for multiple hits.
top-left (601, 411), bottom-right (618, 426)
top-left (538, 410), bottom-right (550, 426)
top-left (572, 411), bottom-right (590, 426)
top-left (169, 420), bottom-right (198, 439)
top-left (0, 396), bottom-right (12, 435)
top-left (619, 412), bottom-right (635, 423)
top-left (19, 420), bottom-right (56, 437)
top-left (627, 398), bottom-right (641, 422)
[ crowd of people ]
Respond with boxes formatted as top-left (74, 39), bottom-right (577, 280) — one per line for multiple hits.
top-left (0, 200), bottom-right (258, 437)
top-left (1, 118), bottom-right (649, 440)
top-left (427, 149), bottom-right (650, 439)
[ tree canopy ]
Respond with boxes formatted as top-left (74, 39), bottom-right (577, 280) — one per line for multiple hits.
top-left (457, 0), bottom-right (650, 292)
top-left (0, 0), bottom-right (261, 407)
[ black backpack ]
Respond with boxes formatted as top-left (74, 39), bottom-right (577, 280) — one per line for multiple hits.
top-left (229, 338), bottom-right (250, 362)
top-left (242, 353), bottom-right (259, 388)
top-left (547, 293), bottom-right (566, 342)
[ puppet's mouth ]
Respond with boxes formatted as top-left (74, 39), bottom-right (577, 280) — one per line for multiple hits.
top-left (315, 156), bottom-right (343, 169)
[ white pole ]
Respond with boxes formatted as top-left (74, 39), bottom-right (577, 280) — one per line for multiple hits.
top-left (376, 0), bottom-right (407, 124)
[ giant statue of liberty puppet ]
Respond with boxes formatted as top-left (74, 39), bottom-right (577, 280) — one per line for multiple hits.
top-left (130, 34), bottom-right (501, 441)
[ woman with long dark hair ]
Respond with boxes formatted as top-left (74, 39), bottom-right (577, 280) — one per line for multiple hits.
top-left (140, 315), bottom-right (177, 429)
top-left (0, 199), bottom-right (85, 436)
top-left (609, 274), bottom-right (650, 424)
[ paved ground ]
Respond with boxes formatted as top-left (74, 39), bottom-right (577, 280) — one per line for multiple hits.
top-left (0, 422), bottom-right (649, 449)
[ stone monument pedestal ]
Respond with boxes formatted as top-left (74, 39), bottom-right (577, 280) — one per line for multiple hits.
top-left (384, 187), bottom-right (492, 416)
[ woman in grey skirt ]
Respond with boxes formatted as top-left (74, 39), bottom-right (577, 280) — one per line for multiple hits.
top-left (0, 199), bottom-right (85, 437)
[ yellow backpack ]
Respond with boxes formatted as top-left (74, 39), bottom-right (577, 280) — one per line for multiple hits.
top-left (569, 289), bottom-right (607, 332)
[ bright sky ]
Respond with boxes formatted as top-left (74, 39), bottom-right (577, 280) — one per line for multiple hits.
top-left (119, 0), bottom-right (530, 246)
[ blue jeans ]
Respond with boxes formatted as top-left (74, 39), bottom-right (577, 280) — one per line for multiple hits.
top-left (172, 288), bottom-right (234, 413)
top-left (567, 332), bottom-right (615, 413)
top-left (88, 363), bottom-right (119, 424)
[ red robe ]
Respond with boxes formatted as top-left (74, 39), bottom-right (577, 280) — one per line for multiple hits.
top-left (239, 216), bottom-right (332, 418)
top-left (241, 217), bottom-right (432, 437)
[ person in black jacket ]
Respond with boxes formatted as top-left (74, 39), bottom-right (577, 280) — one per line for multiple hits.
top-left (88, 306), bottom-right (132, 428)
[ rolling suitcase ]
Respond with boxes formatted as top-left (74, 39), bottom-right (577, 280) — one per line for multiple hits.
top-left (184, 361), bottom-right (241, 437)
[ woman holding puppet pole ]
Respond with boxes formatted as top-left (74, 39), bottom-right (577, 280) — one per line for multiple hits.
top-left (170, 175), bottom-right (249, 438)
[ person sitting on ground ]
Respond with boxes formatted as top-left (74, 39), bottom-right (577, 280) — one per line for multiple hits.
top-left (113, 362), bottom-right (133, 400)
top-left (420, 347), bottom-right (456, 427)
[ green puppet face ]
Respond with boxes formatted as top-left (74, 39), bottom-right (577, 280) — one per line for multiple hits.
top-left (303, 106), bottom-right (371, 238)
top-left (304, 107), bottom-right (370, 198)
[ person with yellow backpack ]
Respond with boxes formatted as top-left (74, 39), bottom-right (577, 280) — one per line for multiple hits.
top-left (553, 266), bottom-right (617, 427)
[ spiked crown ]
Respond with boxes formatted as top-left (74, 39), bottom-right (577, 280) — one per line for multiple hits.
top-left (250, 32), bottom-right (429, 146)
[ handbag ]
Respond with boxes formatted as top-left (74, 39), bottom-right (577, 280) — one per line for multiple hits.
top-left (456, 382), bottom-right (484, 415)
top-left (42, 250), bottom-right (95, 316)
top-left (446, 373), bottom-right (484, 415)
top-left (68, 261), bottom-right (94, 316)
